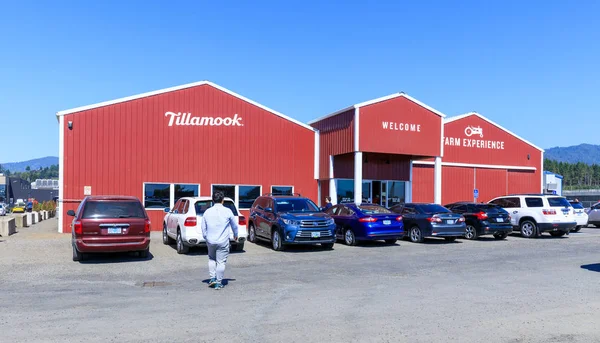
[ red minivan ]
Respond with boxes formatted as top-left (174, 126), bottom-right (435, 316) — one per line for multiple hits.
top-left (69, 196), bottom-right (151, 261)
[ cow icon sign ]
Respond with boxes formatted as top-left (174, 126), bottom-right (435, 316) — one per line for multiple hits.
top-left (464, 126), bottom-right (483, 138)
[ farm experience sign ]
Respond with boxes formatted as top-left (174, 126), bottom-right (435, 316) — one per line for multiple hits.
top-left (444, 125), bottom-right (505, 150)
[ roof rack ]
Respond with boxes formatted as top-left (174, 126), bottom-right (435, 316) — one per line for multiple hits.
top-left (508, 193), bottom-right (562, 197)
top-left (262, 192), bottom-right (302, 197)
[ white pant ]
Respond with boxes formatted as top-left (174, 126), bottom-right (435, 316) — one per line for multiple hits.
top-left (207, 241), bottom-right (229, 282)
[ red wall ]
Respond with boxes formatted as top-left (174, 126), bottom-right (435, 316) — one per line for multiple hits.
top-left (311, 109), bottom-right (355, 180)
top-left (359, 96), bottom-right (442, 157)
top-left (332, 153), bottom-right (411, 181)
top-left (412, 164), bottom-right (434, 203)
top-left (441, 166), bottom-right (475, 205)
top-left (508, 170), bottom-right (539, 194)
top-left (61, 84), bottom-right (317, 232)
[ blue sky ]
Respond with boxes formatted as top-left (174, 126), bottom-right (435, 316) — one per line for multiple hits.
top-left (1, 0), bottom-right (598, 163)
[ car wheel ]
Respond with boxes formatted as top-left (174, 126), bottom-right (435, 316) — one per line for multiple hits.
top-left (344, 228), bottom-right (357, 246)
top-left (72, 245), bottom-right (84, 262)
top-left (384, 239), bottom-right (397, 245)
top-left (235, 242), bottom-right (245, 251)
top-left (550, 232), bottom-right (567, 237)
top-left (248, 224), bottom-right (257, 243)
top-left (464, 224), bottom-right (478, 240)
top-left (176, 230), bottom-right (189, 254)
top-left (322, 243), bottom-right (334, 250)
top-left (493, 233), bottom-right (508, 240)
top-left (409, 226), bottom-right (424, 243)
top-left (444, 237), bottom-right (456, 242)
top-left (139, 247), bottom-right (150, 259)
top-left (520, 220), bottom-right (538, 238)
top-left (162, 224), bottom-right (174, 245)
top-left (572, 226), bottom-right (582, 233)
top-left (272, 230), bottom-right (284, 251)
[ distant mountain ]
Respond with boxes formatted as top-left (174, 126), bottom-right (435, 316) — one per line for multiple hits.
top-left (545, 144), bottom-right (600, 165)
top-left (0, 156), bottom-right (59, 173)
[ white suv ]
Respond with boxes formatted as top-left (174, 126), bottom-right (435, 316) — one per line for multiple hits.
top-left (488, 194), bottom-right (576, 238)
top-left (162, 196), bottom-right (248, 254)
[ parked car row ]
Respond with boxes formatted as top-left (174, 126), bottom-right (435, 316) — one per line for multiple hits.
top-left (67, 193), bottom-right (583, 261)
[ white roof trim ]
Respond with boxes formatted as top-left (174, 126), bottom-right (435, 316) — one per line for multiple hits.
top-left (56, 80), bottom-right (317, 132)
top-left (307, 92), bottom-right (446, 125)
top-left (444, 112), bottom-right (544, 152)
top-left (413, 160), bottom-right (537, 171)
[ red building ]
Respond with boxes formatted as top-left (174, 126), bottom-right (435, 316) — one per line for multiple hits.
top-left (57, 81), bottom-right (318, 233)
top-left (56, 82), bottom-right (543, 233)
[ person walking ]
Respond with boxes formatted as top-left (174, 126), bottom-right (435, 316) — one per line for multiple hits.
top-left (323, 197), bottom-right (333, 211)
top-left (201, 191), bottom-right (238, 290)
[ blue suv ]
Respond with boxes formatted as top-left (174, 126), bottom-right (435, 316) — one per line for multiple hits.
top-left (248, 194), bottom-right (336, 251)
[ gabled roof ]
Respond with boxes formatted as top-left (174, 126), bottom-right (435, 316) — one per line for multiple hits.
top-left (307, 92), bottom-right (447, 125)
top-left (56, 81), bottom-right (317, 132)
top-left (444, 112), bottom-right (544, 152)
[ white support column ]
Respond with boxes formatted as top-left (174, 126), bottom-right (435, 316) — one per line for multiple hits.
top-left (406, 160), bottom-right (413, 203)
top-left (434, 156), bottom-right (442, 204)
top-left (329, 155), bottom-right (337, 205)
top-left (354, 151), bottom-right (363, 205)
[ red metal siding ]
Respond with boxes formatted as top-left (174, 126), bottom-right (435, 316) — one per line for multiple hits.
top-left (441, 167), bottom-right (475, 205)
top-left (443, 115), bottom-right (541, 169)
top-left (475, 168), bottom-right (507, 203)
top-left (311, 109), bottom-right (355, 180)
top-left (359, 97), bottom-right (442, 157)
top-left (507, 170), bottom-right (539, 194)
top-left (330, 153), bottom-right (410, 181)
top-left (412, 164), bottom-right (434, 203)
top-left (61, 84), bottom-right (317, 232)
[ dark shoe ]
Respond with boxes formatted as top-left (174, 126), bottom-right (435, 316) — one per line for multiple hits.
top-left (208, 278), bottom-right (217, 287)
top-left (214, 282), bottom-right (224, 290)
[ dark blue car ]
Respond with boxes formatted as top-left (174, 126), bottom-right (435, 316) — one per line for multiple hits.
top-left (324, 203), bottom-right (404, 245)
top-left (389, 203), bottom-right (466, 243)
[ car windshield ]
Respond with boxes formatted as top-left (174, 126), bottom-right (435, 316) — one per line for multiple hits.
top-left (547, 197), bottom-right (571, 207)
top-left (569, 202), bottom-right (584, 209)
top-left (82, 201), bottom-right (146, 219)
top-left (275, 198), bottom-right (320, 213)
top-left (194, 200), bottom-right (238, 216)
top-left (358, 205), bottom-right (392, 214)
top-left (418, 204), bottom-right (451, 214)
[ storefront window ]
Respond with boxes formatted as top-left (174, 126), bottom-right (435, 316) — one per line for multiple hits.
top-left (239, 185), bottom-right (261, 209)
top-left (271, 186), bottom-right (293, 195)
top-left (336, 180), bottom-right (354, 203)
top-left (388, 181), bottom-right (406, 207)
top-left (212, 185), bottom-right (236, 201)
top-left (144, 183), bottom-right (171, 209)
top-left (362, 181), bottom-right (371, 203)
top-left (174, 184), bottom-right (199, 203)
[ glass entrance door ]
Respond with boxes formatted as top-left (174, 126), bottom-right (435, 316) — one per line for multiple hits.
top-left (372, 181), bottom-right (382, 205)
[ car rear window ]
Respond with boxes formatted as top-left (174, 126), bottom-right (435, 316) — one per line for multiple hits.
top-left (548, 197), bottom-right (571, 207)
top-left (357, 205), bottom-right (392, 214)
top-left (471, 204), bottom-right (506, 214)
top-left (417, 204), bottom-right (451, 214)
top-left (82, 201), bottom-right (146, 219)
top-left (195, 200), bottom-right (238, 216)
top-left (570, 202), bottom-right (584, 209)
top-left (525, 197), bottom-right (544, 208)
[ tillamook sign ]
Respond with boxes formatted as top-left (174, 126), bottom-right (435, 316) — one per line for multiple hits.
top-left (165, 111), bottom-right (244, 127)
top-left (445, 125), bottom-right (505, 150)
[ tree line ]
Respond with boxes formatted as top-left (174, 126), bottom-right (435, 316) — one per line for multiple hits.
top-left (0, 164), bottom-right (59, 181)
top-left (544, 159), bottom-right (600, 190)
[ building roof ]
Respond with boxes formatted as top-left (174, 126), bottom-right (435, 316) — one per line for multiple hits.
top-left (444, 112), bottom-right (544, 152)
top-left (307, 92), bottom-right (447, 125)
top-left (56, 81), bottom-right (317, 132)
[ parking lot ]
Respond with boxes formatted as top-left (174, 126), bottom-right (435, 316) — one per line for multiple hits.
top-left (3, 219), bottom-right (600, 343)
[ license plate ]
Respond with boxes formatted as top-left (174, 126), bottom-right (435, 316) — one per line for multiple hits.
top-left (107, 228), bottom-right (122, 234)
top-left (311, 232), bottom-right (320, 238)
top-left (446, 220), bottom-right (454, 224)
top-left (496, 217), bottom-right (504, 222)
top-left (383, 220), bottom-right (391, 225)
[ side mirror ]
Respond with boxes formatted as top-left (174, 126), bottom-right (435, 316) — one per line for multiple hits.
top-left (265, 207), bottom-right (273, 213)
top-left (164, 208), bottom-right (170, 213)
top-left (67, 210), bottom-right (76, 217)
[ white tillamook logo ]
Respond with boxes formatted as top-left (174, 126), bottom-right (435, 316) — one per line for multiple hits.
top-left (165, 111), bottom-right (244, 127)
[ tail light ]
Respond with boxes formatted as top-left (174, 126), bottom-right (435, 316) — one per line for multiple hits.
top-left (73, 220), bottom-right (82, 235)
top-left (359, 217), bottom-right (377, 223)
top-left (239, 215), bottom-right (247, 226)
top-left (396, 216), bottom-right (403, 221)
top-left (427, 215), bottom-right (442, 223)
top-left (144, 219), bottom-right (151, 233)
top-left (542, 209), bottom-right (557, 216)
top-left (476, 211), bottom-right (488, 220)
top-left (458, 216), bottom-right (466, 222)
top-left (184, 217), bottom-right (197, 227)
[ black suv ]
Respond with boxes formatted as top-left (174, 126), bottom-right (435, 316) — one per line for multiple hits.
top-left (444, 202), bottom-right (512, 240)
top-left (248, 194), bottom-right (336, 251)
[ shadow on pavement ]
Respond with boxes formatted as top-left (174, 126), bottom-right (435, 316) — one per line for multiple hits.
top-left (251, 239), bottom-right (336, 253)
top-left (79, 251), bottom-right (154, 264)
top-left (581, 264), bottom-right (600, 273)
top-left (202, 278), bottom-right (236, 286)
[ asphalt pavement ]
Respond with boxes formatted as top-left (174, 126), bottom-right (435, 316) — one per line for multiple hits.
top-left (2, 219), bottom-right (600, 343)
